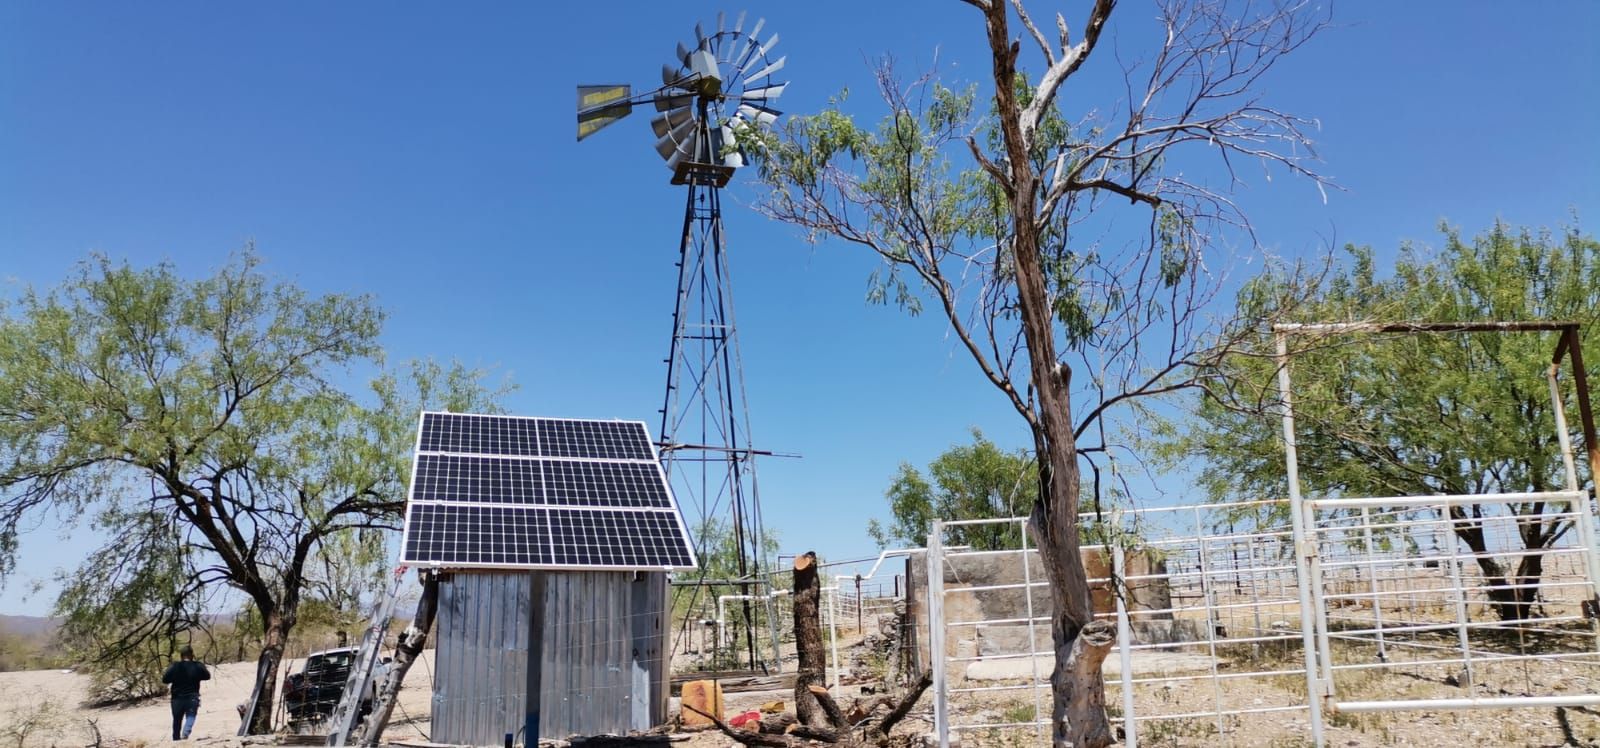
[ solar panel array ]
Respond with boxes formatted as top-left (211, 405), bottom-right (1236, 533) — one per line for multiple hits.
top-left (400, 412), bottom-right (697, 570)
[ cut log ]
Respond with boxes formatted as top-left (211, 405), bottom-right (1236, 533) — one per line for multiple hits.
top-left (792, 551), bottom-right (828, 728)
top-left (679, 680), bottom-right (723, 728)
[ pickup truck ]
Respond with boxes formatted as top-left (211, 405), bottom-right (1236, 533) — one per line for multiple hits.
top-left (282, 647), bottom-right (389, 730)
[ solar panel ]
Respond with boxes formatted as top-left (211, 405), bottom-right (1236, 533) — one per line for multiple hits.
top-left (399, 411), bottom-right (697, 571)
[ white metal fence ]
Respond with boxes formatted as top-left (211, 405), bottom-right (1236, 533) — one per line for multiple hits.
top-left (923, 494), bottom-right (1600, 747)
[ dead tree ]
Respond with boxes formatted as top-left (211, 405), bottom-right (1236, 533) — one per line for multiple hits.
top-left (792, 551), bottom-right (828, 727)
top-left (353, 571), bottom-right (441, 747)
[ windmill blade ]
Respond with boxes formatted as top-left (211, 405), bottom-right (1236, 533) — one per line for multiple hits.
top-left (732, 21), bottom-right (765, 76)
top-left (756, 33), bottom-right (780, 60)
top-left (737, 103), bottom-right (782, 127)
top-left (716, 11), bottom-right (724, 35)
top-left (676, 41), bottom-right (692, 64)
top-left (718, 123), bottom-right (745, 169)
top-left (651, 107), bottom-right (694, 138)
top-left (732, 10), bottom-right (746, 35)
top-left (654, 91), bottom-right (693, 112)
top-left (740, 82), bottom-right (788, 102)
top-left (694, 22), bottom-right (704, 45)
top-left (662, 64), bottom-right (686, 88)
top-left (743, 56), bottom-right (785, 84)
top-left (665, 131), bottom-right (701, 170)
top-left (654, 117), bottom-right (698, 159)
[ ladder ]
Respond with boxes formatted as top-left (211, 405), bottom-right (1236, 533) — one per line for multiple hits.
top-left (326, 566), bottom-right (409, 747)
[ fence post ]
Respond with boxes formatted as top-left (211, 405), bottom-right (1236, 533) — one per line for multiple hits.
top-left (1020, 517), bottom-right (1045, 742)
top-left (1112, 537), bottom-right (1138, 748)
top-left (826, 585), bottom-right (841, 694)
top-left (1549, 366), bottom-right (1600, 651)
top-left (1442, 504), bottom-right (1476, 690)
top-left (1359, 506), bottom-right (1388, 662)
top-left (927, 522), bottom-right (949, 748)
top-left (1275, 332), bottom-right (1328, 748)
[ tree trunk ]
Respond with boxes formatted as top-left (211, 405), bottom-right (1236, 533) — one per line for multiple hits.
top-left (792, 552), bottom-right (828, 728)
top-left (1479, 551), bottom-right (1544, 622)
top-left (1052, 619), bottom-right (1115, 747)
top-left (356, 572), bottom-right (440, 747)
top-left (1454, 508), bottom-right (1544, 622)
top-left (978, 0), bottom-right (1112, 737)
top-left (245, 614), bottom-right (290, 735)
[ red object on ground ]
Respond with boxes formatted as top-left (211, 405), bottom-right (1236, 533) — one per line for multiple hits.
top-left (728, 710), bottom-right (762, 728)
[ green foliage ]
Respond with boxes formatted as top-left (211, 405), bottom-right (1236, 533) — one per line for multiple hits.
top-left (0, 624), bottom-right (67, 673)
top-left (866, 430), bottom-right (1037, 551)
top-left (0, 249), bottom-right (508, 723)
top-left (1177, 220), bottom-right (1598, 515)
top-left (1170, 220), bottom-right (1597, 619)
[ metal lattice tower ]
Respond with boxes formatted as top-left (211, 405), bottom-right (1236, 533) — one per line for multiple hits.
top-left (576, 11), bottom-right (788, 670)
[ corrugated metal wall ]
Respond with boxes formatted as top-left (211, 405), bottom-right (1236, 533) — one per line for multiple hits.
top-left (433, 571), bottom-right (534, 746)
top-left (432, 570), bottom-right (669, 745)
top-left (537, 571), bottom-right (668, 737)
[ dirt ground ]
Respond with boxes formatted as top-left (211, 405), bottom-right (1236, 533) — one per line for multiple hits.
top-left (5, 631), bottom-right (1598, 748)
top-left (0, 653), bottom-right (435, 748)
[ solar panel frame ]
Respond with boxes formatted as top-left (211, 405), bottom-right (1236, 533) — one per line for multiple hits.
top-left (398, 411), bottom-right (699, 572)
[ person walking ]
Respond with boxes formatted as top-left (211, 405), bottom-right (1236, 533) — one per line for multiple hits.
top-left (161, 645), bottom-right (210, 740)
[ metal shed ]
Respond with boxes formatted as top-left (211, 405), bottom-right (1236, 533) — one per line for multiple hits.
top-left (398, 412), bottom-right (698, 746)
top-left (430, 569), bottom-right (670, 745)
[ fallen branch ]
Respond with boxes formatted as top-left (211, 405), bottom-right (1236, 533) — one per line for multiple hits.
top-left (681, 704), bottom-right (795, 748)
top-left (681, 671), bottom-right (935, 748)
top-left (807, 685), bottom-right (849, 728)
top-left (875, 671), bottom-right (934, 735)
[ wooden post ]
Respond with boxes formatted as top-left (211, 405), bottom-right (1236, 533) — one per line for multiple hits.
top-left (792, 552), bottom-right (828, 727)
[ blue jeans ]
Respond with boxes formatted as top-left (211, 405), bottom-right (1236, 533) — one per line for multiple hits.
top-left (171, 696), bottom-right (199, 740)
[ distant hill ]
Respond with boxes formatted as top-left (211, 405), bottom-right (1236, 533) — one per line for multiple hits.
top-left (0, 614), bottom-right (58, 637)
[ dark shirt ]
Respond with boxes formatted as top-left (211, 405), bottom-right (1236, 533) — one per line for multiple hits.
top-left (162, 659), bottom-right (211, 700)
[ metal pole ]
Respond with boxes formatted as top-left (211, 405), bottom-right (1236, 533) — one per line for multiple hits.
top-left (928, 522), bottom-right (949, 748)
top-left (856, 575), bottom-right (864, 634)
top-left (1548, 366), bottom-right (1600, 651)
top-left (1112, 539), bottom-right (1139, 748)
top-left (1274, 332), bottom-right (1328, 748)
top-left (1360, 506), bottom-right (1388, 662)
top-left (825, 586), bottom-right (841, 693)
top-left (1194, 506), bottom-right (1226, 738)
top-left (1442, 504), bottom-right (1476, 690)
top-left (1020, 518), bottom-right (1044, 742)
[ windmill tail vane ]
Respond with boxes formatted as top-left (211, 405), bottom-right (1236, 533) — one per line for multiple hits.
top-left (576, 10), bottom-right (788, 179)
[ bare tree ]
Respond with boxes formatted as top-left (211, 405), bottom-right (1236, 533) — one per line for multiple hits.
top-left (744, 1), bottom-right (1330, 744)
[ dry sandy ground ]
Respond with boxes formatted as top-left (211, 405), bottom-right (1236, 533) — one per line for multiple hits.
top-left (0, 653), bottom-right (436, 748)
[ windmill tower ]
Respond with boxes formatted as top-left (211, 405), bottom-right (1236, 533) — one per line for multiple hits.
top-left (576, 11), bottom-right (788, 671)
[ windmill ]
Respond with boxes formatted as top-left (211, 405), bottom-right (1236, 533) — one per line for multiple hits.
top-left (576, 11), bottom-right (788, 672)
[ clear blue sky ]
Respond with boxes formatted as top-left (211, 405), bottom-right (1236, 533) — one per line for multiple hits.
top-left (2, 2), bottom-right (1596, 615)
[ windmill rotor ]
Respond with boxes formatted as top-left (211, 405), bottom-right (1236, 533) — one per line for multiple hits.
top-left (576, 12), bottom-right (789, 182)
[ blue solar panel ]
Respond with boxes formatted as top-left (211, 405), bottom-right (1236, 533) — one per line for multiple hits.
top-left (400, 411), bottom-right (695, 570)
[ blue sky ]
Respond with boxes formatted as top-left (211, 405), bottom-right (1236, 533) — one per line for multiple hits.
top-left (2, 1), bottom-right (1596, 616)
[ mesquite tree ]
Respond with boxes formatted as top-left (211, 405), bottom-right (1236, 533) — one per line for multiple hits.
top-left (0, 252), bottom-right (504, 732)
top-left (1174, 223), bottom-right (1600, 622)
top-left (745, 1), bottom-right (1328, 744)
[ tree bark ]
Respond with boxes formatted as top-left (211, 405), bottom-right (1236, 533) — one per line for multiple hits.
top-left (976, 2), bottom-right (1113, 745)
top-left (245, 614), bottom-right (290, 734)
top-left (355, 572), bottom-right (440, 747)
top-left (792, 552), bottom-right (828, 727)
top-left (1054, 620), bottom-right (1116, 747)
